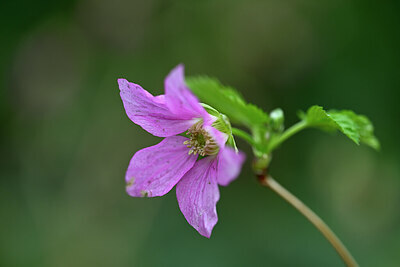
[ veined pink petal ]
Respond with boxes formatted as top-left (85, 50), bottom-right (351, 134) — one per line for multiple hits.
top-left (118, 79), bottom-right (199, 137)
top-left (176, 157), bottom-right (220, 238)
top-left (165, 64), bottom-right (210, 121)
top-left (216, 147), bottom-right (246, 186)
top-left (126, 136), bottom-right (197, 197)
top-left (203, 125), bottom-right (228, 148)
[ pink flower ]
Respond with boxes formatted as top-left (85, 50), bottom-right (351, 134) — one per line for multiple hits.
top-left (118, 65), bottom-right (245, 237)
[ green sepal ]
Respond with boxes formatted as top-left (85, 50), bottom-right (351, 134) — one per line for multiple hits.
top-left (200, 103), bottom-right (238, 151)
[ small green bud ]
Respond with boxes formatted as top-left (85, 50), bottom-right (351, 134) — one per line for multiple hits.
top-left (270, 108), bottom-right (284, 132)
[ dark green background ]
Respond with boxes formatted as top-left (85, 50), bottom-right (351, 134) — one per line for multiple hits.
top-left (1, 0), bottom-right (399, 266)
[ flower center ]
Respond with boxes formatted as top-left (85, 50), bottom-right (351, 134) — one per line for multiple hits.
top-left (183, 122), bottom-right (219, 156)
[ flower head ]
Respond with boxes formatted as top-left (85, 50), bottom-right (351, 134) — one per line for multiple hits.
top-left (118, 64), bottom-right (245, 237)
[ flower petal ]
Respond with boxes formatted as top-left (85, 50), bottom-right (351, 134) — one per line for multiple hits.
top-left (216, 147), bottom-right (246, 186)
top-left (118, 78), bottom-right (198, 137)
top-left (203, 125), bottom-right (228, 148)
top-left (176, 157), bottom-right (220, 238)
top-left (165, 64), bottom-right (209, 120)
top-left (126, 136), bottom-right (197, 197)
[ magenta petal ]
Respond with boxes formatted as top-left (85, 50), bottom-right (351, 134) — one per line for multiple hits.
top-left (118, 78), bottom-right (197, 137)
top-left (165, 64), bottom-right (209, 120)
top-left (203, 125), bottom-right (228, 148)
top-left (176, 157), bottom-right (220, 238)
top-left (125, 136), bottom-right (197, 197)
top-left (217, 147), bottom-right (246, 186)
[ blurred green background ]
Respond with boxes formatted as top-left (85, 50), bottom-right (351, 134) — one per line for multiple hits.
top-left (1, 0), bottom-right (399, 266)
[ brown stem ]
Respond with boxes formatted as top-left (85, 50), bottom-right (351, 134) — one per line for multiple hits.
top-left (258, 175), bottom-right (359, 267)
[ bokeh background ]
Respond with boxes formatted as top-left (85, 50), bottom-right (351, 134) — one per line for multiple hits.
top-left (1, 0), bottom-right (399, 266)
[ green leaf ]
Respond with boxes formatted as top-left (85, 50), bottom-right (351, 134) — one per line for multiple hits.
top-left (300, 105), bottom-right (380, 150)
top-left (186, 76), bottom-right (269, 128)
top-left (299, 105), bottom-right (337, 129)
top-left (329, 110), bottom-right (380, 150)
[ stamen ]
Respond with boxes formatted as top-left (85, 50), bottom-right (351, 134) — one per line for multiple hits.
top-left (183, 122), bottom-right (219, 156)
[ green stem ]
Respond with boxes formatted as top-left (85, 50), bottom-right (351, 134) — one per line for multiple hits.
top-left (259, 175), bottom-right (359, 267)
top-left (231, 128), bottom-right (257, 147)
top-left (268, 120), bottom-right (308, 151)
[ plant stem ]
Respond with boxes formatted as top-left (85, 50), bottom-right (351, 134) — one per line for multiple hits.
top-left (258, 175), bottom-right (359, 267)
top-left (231, 128), bottom-right (257, 148)
top-left (268, 120), bottom-right (308, 151)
